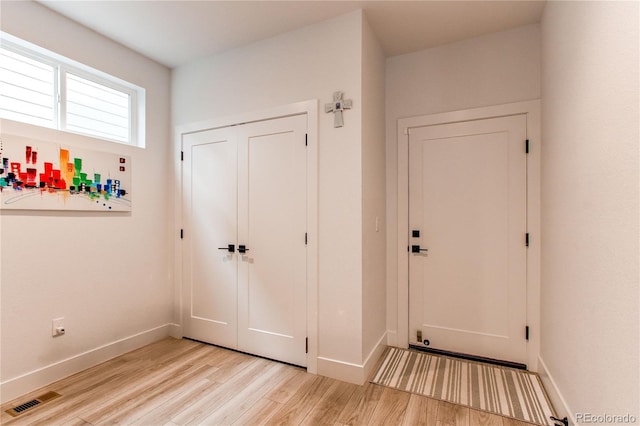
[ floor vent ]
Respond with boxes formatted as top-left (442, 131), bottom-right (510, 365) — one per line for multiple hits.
top-left (4, 391), bottom-right (61, 417)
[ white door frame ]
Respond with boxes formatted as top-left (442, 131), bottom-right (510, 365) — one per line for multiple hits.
top-left (173, 100), bottom-right (319, 374)
top-left (396, 100), bottom-right (541, 371)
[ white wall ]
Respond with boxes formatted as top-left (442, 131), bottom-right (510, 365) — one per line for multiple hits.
top-left (0, 1), bottom-right (173, 403)
top-left (540, 1), bottom-right (639, 421)
top-left (361, 15), bottom-right (387, 369)
top-left (385, 24), bottom-right (541, 344)
top-left (172, 11), bottom-right (372, 377)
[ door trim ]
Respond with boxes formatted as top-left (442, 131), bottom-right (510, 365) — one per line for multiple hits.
top-left (395, 100), bottom-right (541, 371)
top-left (174, 100), bottom-right (319, 374)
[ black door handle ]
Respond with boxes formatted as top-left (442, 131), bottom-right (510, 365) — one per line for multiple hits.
top-left (238, 245), bottom-right (249, 254)
top-left (411, 245), bottom-right (428, 253)
top-left (218, 244), bottom-right (235, 253)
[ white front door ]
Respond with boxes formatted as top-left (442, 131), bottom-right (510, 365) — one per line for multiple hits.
top-left (182, 114), bottom-right (308, 367)
top-left (408, 115), bottom-right (528, 365)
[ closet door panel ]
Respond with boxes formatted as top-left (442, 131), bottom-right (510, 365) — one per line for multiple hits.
top-left (238, 114), bottom-right (308, 367)
top-left (182, 128), bottom-right (238, 349)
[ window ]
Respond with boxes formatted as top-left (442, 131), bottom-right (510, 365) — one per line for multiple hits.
top-left (0, 33), bottom-right (145, 147)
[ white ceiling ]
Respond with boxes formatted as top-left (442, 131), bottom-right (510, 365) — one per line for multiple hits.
top-left (37, 0), bottom-right (546, 69)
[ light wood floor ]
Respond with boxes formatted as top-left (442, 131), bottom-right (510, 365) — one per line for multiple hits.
top-left (1, 338), bottom-right (538, 426)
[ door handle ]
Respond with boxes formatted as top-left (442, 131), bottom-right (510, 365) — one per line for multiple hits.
top-left (238, 245), bottom-right (250, 254)
top-left (218, 244), bottom-right (235, 253)
top-left (411, 245), bottom-right (428, 253)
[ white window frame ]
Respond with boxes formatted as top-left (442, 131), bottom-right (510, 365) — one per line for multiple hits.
top-left (1, 32), bottom-right (145, 147)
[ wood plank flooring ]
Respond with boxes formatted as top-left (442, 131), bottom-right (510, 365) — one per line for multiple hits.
top-left (1, 338), bottom-right (538, 426)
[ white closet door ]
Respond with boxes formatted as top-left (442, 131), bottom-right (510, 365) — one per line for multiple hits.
top-left (182, 127), bottom-right (238, 348)
top-left (182, 114), bottom-right (308, 367)
top-left (237, 114), bottom-right (308, 367)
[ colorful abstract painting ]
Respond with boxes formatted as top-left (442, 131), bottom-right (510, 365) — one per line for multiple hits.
top-left (0, 135), bottom-right (131, 211)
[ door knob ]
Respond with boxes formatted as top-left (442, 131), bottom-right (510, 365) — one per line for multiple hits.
top-left (411, 245), bottom-right (428, 253)
top-left (218, 244), bottom-right (235, 253)
top-left (238, 245), bottom-right (249, 254)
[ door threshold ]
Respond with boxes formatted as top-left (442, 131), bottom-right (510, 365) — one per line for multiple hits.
top-left (184, 337), bottom-right (307, 370)
top-left (408, 344), bottom-right (527, 370)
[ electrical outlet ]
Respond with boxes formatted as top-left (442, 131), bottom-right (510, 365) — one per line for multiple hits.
top-left (52, 317), bottom-right (65, 337)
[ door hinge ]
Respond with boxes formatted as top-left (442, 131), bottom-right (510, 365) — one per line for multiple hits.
top-left (181, 151), bottom-right (184, 161)
top-left (525, 325), bottom-right (530, 341)
top-left (525, 233), bottom-right (530, 247)
top-left (525, 139), bottom-right (530, 154)
top-left (305, 337), bottom-right (308, 353)
top-left (305, 232), bottom-right (308, 245)
top-left (305, 134), bottom-right (308, 146)
top-left (180, 229), bottom-right (184, 239)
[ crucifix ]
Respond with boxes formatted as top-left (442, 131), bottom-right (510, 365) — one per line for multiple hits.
top-left (325, 91), bottom-right (352, 128)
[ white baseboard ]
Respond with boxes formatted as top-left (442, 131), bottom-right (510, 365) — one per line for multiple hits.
top-left (386, 330), bottom-right (398, 347)
top-left (362, 333), bottom-right (388, 381)
top-left (317, 356), bottom-right (366, 385)
top-left (317, 332), bottom-right (386, 385)
top-left (0, 323), bottom-right (172, 404)
top-left (538, 356), bottom-right (577, 425)
top-left (169, 323), bottom-right (182, 338)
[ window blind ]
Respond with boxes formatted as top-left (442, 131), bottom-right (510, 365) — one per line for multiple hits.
top-left (0, 47), bottom-right (56, 127)
top-left (65, 73), bottom-right (130, 143)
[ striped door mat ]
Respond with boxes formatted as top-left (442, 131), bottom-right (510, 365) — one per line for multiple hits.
top-left (370, 347), bottom-right (556, 426)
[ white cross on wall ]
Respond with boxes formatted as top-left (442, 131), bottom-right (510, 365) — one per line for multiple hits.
top-left (325, 92), bottom-right (352, 128)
